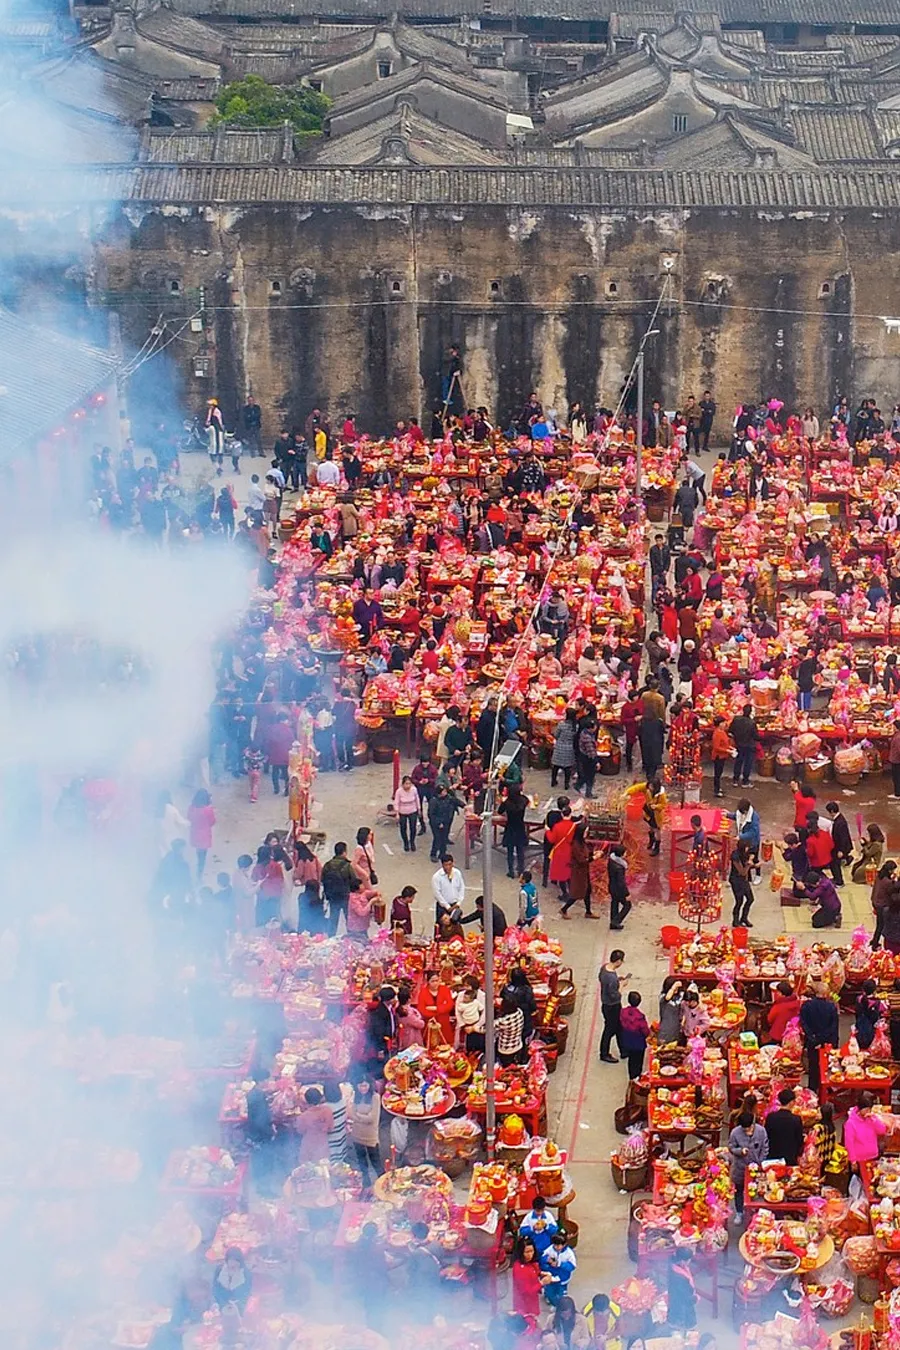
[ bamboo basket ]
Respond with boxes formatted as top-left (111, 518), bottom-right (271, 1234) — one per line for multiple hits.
top-left (612, 1159), bottom-right (649, 1192)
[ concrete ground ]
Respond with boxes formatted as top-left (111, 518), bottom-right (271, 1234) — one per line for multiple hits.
top-left (193, 743), bottom-right (900, 1323)
top-left (173, 442), bottom-right (900, 1323)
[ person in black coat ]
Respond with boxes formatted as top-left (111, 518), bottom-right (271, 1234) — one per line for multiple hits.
top-left (607, 844), bottom-right (631, 930)
top-left (461, 893), bottom-right (508, 935)
top-left (825, 801), bottom-right (852, 887)
top-left (764, 1087), bottom-right (805, 1165)
top-left (502, 967), bottom-right (537, 1041)
top-left (365, 986), bottom-right (398, 1074)
top-left (799, 983), bottom-right (839, 1092)
top-left (476, 698), bottom-right (501, 761)
top-left (638, 713), bottom-right (665, 779)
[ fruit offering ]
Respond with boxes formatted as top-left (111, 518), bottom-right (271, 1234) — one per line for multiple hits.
top-left (746, 1163), bottom-right (819, 1205)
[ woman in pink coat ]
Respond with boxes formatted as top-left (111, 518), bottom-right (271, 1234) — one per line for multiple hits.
top-left (188, 789), bottom-right (216, 879)
top-left (844, 1091), bottom-right (887, 1166)
top-left (397, 988), bottom-right (426, 1049)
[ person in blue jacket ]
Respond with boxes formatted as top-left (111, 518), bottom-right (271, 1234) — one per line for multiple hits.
top-left (519, 1195), bottom-right (558, 1254)
top-left (726, 798), bottom-right (761, 883)
top-left (540, 1229), bottom-right (577, 1307)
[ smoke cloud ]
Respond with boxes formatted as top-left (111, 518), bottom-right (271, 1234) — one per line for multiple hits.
top-left (0, 10), bottom-right (259, 1343)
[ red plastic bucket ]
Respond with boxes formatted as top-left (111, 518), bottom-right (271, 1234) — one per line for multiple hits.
top-left (732, 926), bottom-right (749, 948)
top-left (668, 871), bottom-right (686, 899)
top-left (660, 924), bottom-right (683, 949)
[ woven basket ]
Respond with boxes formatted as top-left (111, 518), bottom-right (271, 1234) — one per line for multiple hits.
top-left (803, 759), bottom-right (831, 783)
top-left (557, 976), bottom-right (576, 1016)
top-left (611, 1159), bottom-right (649, 1192)
top-left (859, 1275), bottom-right (881, 1304)
top-left (438, 1157), bottom-right (467, 1180)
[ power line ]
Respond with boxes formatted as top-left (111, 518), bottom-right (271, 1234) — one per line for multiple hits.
top-left (100, 293), bottom-right (890, 323)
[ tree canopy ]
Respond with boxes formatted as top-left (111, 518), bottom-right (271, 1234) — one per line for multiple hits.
top-left (210, 76), bottom-right (330, 138)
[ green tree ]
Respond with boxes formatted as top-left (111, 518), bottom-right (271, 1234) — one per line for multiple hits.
top-left (210, 76), bottom-right (330, 139)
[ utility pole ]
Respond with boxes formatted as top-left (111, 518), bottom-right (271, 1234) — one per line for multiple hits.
top-left (635, 348), bottom-right (644, 509)
top-left (481, 778), bottom-right (497, 1161)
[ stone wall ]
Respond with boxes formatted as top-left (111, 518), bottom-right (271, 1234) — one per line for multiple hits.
top-left (92, 200), bottom-right (900, 438)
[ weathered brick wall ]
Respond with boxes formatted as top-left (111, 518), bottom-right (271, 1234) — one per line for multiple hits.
top-left (91, 201), bottom-right (900, 436)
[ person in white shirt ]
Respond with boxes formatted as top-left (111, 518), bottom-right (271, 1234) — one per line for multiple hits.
top-left (246, 474), bottom-right (265, 513)
top-left (432, 855), bottom-right (465, 923)
top-left (157, 790), bottom-right (189, 855)
top-left (684, 456), bottom-right (707, 503)
top-left (316, 453), bottom-right (341, 487)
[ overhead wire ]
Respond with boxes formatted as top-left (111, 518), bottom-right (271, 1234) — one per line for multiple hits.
top-left (101, 294), bottom-right (896, 323)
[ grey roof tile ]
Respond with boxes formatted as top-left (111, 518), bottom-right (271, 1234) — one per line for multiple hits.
top-left (137, 9), bottom-right (226, 58)
top-left (0, 307), bottom-right (118, 461)
top-left (791, 106), bottom-right (880, 160)
top-left (7, 163), bottom-right (900, 207)
top-left (166, 0), bottom-right (900, 19)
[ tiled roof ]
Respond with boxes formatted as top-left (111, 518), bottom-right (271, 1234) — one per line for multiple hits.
top-left (143, 127), bottom-right (287, 160)
top-left (31, 49), bottom-right (158, 120)
top-left (312, 102), bottom-right (505, 162)
top-left (167, 0), bottom-right (900, 19)
top-left (715, 77), bottom-right (832, 105)
top-left (137, 8), bottom-right (226, 58)
top-left (155, 75), bottom-right (220, 97)
top-left (824, 34), bottom-right (900, 65)
top-left (542, 52), bottom-right (667, 130)
top-left (610, 11), bottom-right (676, 36)
top-left (511, 144), bottom-right (642, 164)
top-left (0, 308), bottom-right (118, 461)
top-left (875, 108), bottom-right (900, 150)
top-left (227, 50), bottom-right (302, 78)
top-left (10, 163), bottom-right (900, 207)
top-left (719, 0), bottom-right (900, 20)
top-left (657, 24), bottom-right (700, 57)
top-left (765, 47), bottom-right (845, 70)
top-left (328, 57), bottom-right (508, 114)
top-left (791, 106), bottom-right (881, 161)
top-left (723, 29), bottom-right (766, 51)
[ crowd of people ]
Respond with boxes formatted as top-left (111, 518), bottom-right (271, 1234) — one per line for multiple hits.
top-left (68, 363), bottom-right (900, 1350)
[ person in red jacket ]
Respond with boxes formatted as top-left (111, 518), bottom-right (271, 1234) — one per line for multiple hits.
top-left (710, 716), bottom-right (733, 799)
top-left (661, 601), bottom-right (678, 644)
top-left (417, 969), bottom-right (454, 1045)
top-left (790, 780), bottom-right (818, 830)
top-left (421, 639), bottom-right (440, 674)
top-left (805, 812), bottom-right (834, 872)
top-left (766, 980), bottom-right (802, 1043)
top-left (683, 568), bottom-right (703, 607)
top-left (678, 604), bottom-right (699, 644)
top-left (511, 1235), bottom-right (543, 1319)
